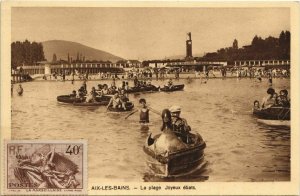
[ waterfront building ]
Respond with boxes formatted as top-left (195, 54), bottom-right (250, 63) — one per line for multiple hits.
top-left (234, 60), bottom-right (290, 69)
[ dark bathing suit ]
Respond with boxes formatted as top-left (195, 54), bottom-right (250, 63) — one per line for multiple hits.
top-left (140, 109), bottom-right (149, 123)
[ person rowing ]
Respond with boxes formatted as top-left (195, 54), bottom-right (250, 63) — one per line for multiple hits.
top-left (107, 92), bottom-right (125, 110)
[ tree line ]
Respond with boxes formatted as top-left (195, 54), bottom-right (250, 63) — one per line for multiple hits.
top-left (197, 31), bottom-right (290, 62)
top-left (11, 40), bottom-right (45, 69)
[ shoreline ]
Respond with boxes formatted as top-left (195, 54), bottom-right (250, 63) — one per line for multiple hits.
top-left (12, 74), bottom-right (290, 83)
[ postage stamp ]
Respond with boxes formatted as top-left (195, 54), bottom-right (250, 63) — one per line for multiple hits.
top-left (3, 140), bottom-right (87, 195)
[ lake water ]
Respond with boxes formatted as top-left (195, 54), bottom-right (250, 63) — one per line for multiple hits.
top-left (12, 77), bottom-right (290, 182)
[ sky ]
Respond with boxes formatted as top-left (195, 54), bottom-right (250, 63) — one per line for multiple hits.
top-left (12, 7), bottom-right (290, 60)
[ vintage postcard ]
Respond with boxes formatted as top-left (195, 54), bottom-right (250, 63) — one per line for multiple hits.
top-left (3, 140), bottom-right (87, 195)
top-left (1, 1), bottom-right (300, 195)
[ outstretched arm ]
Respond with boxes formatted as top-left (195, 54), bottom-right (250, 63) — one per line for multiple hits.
top-left (124, 110), bottom-right (138, 119)
top-left (107, 98), bottom-right (113, 108)
top-left (148, 107), bottom-right (161, 116)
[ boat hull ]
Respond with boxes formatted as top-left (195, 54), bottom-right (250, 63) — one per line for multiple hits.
top-left (253, 107), bottom-right (290, 120)
top-left (257, 119), bottom-right (290, 127)
top-left (143, 134), bottom-right (206, 177)
top-left (107, 102), bottom-right (134, 112)
top-left (160, 84), bottom-right (184, 92)
top-left (57, 95), bottom-right (111, 104)
top-left (73, 102), bottom-right (108, 106)
top-left (126, 85), bottom-right (160, 93)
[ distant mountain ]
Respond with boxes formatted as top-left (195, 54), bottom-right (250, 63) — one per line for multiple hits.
top-left (42, 40), bottom-right (124, 63)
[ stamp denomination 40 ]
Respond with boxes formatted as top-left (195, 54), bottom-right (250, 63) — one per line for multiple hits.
top-left (4, 140), bottom-right (87, 195)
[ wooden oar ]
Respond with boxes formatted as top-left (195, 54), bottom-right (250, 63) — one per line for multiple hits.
top-left (124, 110), bottom-right (138, 119)
top-left (148, 106), bottom-right (161, 116)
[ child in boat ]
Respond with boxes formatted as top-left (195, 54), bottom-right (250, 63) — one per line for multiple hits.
top-left (125, 82), bottom-right (129, 90)
top-left (253, 100), bottom-right (260, 111)
top-left (277, 89), bottom-right (290, 107)
top-left (272, 92), bottom-right (279, 106)
top-left (70, 90), bottom-right (77, 97)
top-left (86, 87), bottom-right (97, 103)
top-left (167, 79), bottom-right (173, 88)
top-left (124, 98), bottom-right (160, 123)
top-left (119, 89), bottom-right (128, 110)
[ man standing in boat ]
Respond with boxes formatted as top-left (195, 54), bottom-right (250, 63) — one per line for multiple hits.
top-left (169, 105), bottom-right (192, 144)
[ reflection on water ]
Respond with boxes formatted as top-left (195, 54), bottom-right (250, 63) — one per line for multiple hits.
top-left (12, 78), bottom-right (290, 182)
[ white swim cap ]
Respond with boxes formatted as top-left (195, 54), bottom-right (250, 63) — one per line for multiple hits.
top-left (169, 105), bottom-right (181, 113)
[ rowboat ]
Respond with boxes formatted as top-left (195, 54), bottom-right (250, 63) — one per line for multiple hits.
top-left (253, 107), bottom-right (290, 120)
top-left (143, 131), bottom-right (206, 177)
top-left (73, 101), bottom-right (108, 106)
top-left (253, 107), bottom-right (290, 127)
top-left (257, 119), bottom-right (290, 127)
top-left (125, 85), bottom-right (160, 93)
top-left (160, 84), bottom-right (184, 92)
top-left (57, 95), bottom-right (111, 104)
top-left (107, 102), bottom-right (134, 112)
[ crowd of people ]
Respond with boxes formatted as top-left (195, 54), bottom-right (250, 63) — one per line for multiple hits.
top-left (41, 66), bottom-right (289, 82)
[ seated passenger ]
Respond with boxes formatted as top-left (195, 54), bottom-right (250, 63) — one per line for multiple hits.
top-left (125, 82), bottom-right (129, 90)
top-left (167, 79), bottom-right (173, 88)
top-left (272, 92), bottom-right (279, 106)
top-left (261, 88), bottom-right (276, 109)
top-left (107, 92), bottom-right (121, 109)
top-left (119, 90), bottom-right (128, 110)
top-left (78, 87), bottom-right (86, 98)
top-left (97, 84), bottom-right (103, 91)
top-left (101, 84), bottom-right (109, 95)
top-left (86, 87), bottom-right (97, 103)
top-left (277, 89), bottom-right (290, 107)
top-left (253, 100), bottom-right (260, 111)
top-left (70, 90), bottom-right (77, 97)
top-left (119, 89), bottom-right (129, 102)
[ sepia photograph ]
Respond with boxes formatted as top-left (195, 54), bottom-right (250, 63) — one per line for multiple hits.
top-left (2, 1), bottom-right (299, 195)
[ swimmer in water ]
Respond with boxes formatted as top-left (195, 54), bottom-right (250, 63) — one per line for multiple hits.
top-left (124, 98), bottom-right (160, 124)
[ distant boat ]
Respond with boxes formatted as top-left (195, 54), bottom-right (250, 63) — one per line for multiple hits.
top-left (160, 84), bottom-right (185, 92)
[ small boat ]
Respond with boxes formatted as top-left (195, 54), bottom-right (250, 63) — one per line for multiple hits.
top-left (73, 101), bottom-right (108, 106)
top-left (160, 84), bottom-right (184, 92)
top-left (257, 119), bottom-right (290, 127)
top-left (125, 85), bottom-right (160, 93)
top-left (57, 95), bottom-right (111, 104)
top-left (143, 130), bottom-right (206, 177)
top-left (57, 95), bottom-right (84, 104)
top-left (253, 107), bottom-right (290, 120)
top-left (107, 102), bottom-right (134, 112)
top-left (253, 107), bottom-right (290, 127)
